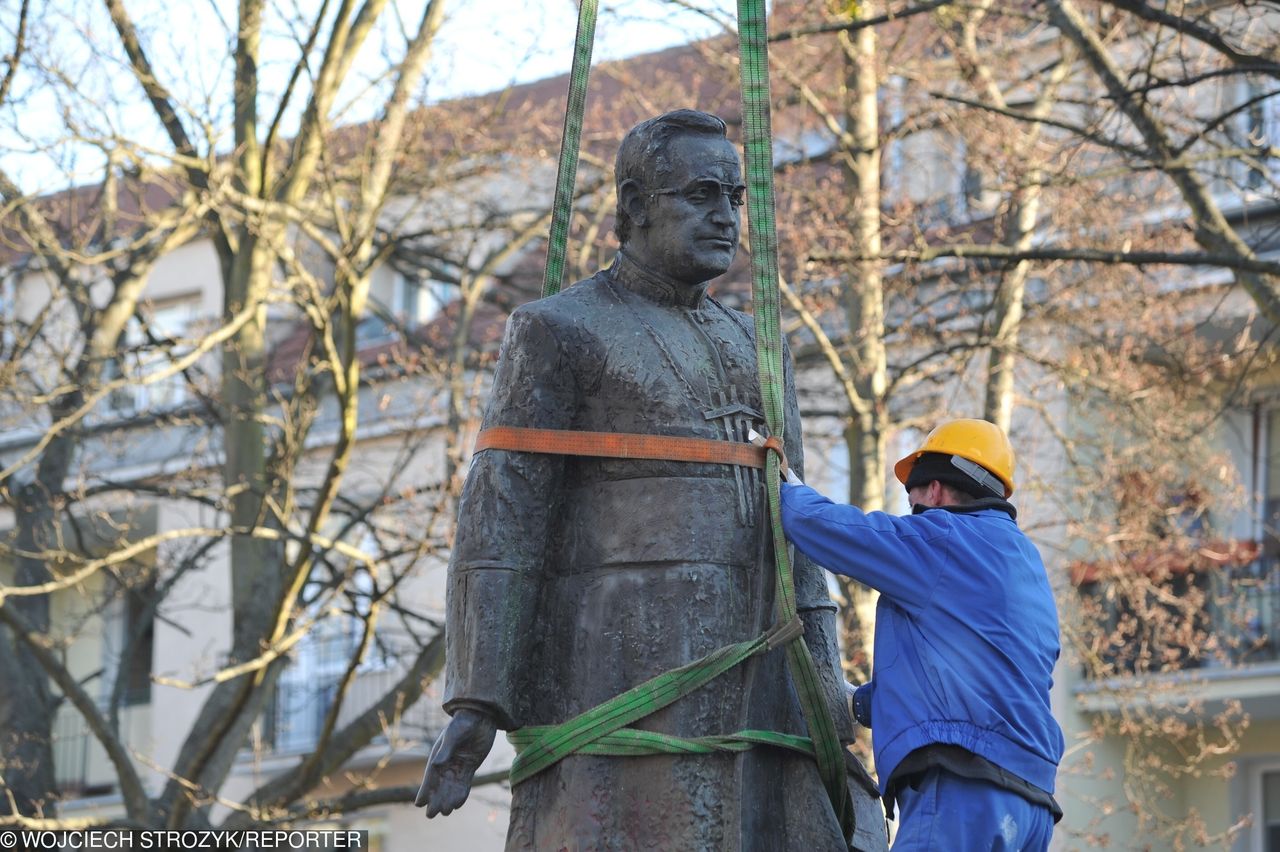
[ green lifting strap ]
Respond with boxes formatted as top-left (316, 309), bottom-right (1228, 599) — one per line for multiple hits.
top-left (736, 0), bottom-right (857, 837)
top-left (517, 0), bottom-right (857, 843)
top-left (508, 616), bottom-right (803, 785)
top-left (510, 726), bottom-right (817, 759)
top-left (541, 0), bottom-right (598, 298)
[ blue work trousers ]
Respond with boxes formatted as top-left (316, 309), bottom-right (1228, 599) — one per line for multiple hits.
top-left (891, 769), bottom-right (1054, 851)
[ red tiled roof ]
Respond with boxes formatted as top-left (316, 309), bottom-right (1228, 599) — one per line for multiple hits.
top-left (0, 174), bottom-right (185, 265)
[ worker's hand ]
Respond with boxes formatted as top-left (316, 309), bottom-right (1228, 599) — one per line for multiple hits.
top-left (415, 707), bottom-right (498, 817)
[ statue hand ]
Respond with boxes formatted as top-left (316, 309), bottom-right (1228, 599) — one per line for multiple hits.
top-left (415, 707), bottom-right (498, 817)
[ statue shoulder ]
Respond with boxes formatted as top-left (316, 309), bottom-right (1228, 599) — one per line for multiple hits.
top-left (508, 272), bottom-right (615, 328)
top-left (501, 273), bottom-right (615, 364)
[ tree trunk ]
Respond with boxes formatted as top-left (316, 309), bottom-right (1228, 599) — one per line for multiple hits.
top-left (983, 187), bottom-right (1038, 432)
top-left (0, 475), bottom-right (59, 816)
top-left (157, 235), bottom-right (284, 829)
top-left (836, 10), bottom-right (887, 684)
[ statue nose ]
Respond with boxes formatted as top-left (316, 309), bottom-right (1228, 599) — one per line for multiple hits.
top-left (709, 194), bottom-right (736, 223)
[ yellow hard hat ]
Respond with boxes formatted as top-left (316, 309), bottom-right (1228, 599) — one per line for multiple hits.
top-left (893, 418), bottom-right (1016, 498)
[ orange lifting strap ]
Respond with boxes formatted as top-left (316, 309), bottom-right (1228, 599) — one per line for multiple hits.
top-left (475, 426), bottom-right (786, 470)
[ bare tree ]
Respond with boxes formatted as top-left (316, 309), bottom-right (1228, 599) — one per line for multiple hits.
top-left (657, 3), bottom-right (1277, 842)
top-left (0, 0), bottom-right (563, 831)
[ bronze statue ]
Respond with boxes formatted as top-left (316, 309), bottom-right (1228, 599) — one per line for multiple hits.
top-left (416, 110), bottom-right (880, 850)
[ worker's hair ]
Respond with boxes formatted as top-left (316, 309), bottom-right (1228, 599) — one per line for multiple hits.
top-left (937, 483), bottom-right (979, 506)
top-left (614, 109), bottom-right (730, 245)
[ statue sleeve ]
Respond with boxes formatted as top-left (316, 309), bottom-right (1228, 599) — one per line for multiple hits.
top-left (443, 306), bottom-right (576, 730)
top-left (782, 340), bottom-right (856, 742)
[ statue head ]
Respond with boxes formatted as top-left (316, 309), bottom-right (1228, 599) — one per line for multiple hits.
top-left (615, 110), bottom-right (744, 286)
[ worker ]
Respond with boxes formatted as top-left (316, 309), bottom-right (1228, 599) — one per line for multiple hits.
top-left (778, 418), bottom-right (1064, 851)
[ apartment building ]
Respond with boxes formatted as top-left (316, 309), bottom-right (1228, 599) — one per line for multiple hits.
top-left (2, 5), bottom-right (1279, 850)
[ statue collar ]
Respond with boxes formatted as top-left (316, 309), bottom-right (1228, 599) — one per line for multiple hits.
top-left (610, 250), bottom-right (710, 309)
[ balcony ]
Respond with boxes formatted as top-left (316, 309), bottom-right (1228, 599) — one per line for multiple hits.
top-left (1209, 558), bottom-right (1280, 667)
top-left (264, 627), bottom-right (449, 756)
top-left (1074, 546), bottom-right (1280, 719)
top-left (53, 702), bottom-right (151, 797)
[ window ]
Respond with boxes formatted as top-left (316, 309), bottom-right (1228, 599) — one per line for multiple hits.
top-left (1251, 764), bottom-right (1280, 851)
top-left (888, 427), bottom-right (923, 516)
top-left (961, 159), bottom-right (985, 216)
top-left (881, 76), bottom-right (906, 203)
top-left (772, 126), bottom-right (837, 167)
top-left (1206, 408), bottom-right (1280, 667)
top-left (105, 297), bottom-right (198, 415)
top-left (272, 578), bottom-right (364, 753)
top-left (353, 314), bottom-right (398, 348)
top-left (270, 534), bottom-right (399, 752)
top-left (946, 138), bottom-right (988, 223)
top-left (393, 273), bottom-right (453, 330)
top-left (1266, 83), bottom-right (1280, 178)
top-left (101, 569), bottom-right (156, 707)
top-left (0, 274), bottom-right (13, 353)
top-left (353, 273), bottom-right (453, 349)
top-left (1242, 77), bottom-right (1280, 190)
top-left (1262, 409), bottom-right (1280, 561)
top-left (120, 579), bottom-right (156, 705)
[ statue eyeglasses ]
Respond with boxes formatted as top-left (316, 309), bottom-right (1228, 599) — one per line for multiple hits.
top-left (648, 179), bottom-right (747, 208)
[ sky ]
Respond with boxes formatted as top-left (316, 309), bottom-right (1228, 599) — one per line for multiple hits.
top-left (0, 0), bottom-right (741, 194)
top-left (427, 1), bottom-right (737, 102)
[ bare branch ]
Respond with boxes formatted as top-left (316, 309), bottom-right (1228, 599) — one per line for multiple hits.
top-left (101, 0), bottom-right (199, 164)
top-left (769, 0), bottom-right (956, 43)
top-left (811, 244), bottom-right (1280, 276)
top-left (0, 0), bottom-right (30, 110)
top-left (1097, 0), bottom-right (1280, 79)
top-left (0, 601), bottom-right (150, 819)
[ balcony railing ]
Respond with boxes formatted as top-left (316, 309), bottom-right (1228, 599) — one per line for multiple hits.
top-left (53, 706), bottom-right (101, 795)
top-left (52, 702), bottom-right (148, 796)
top-left (266, 627), bottom-right (449, 755)
top-left (1207, 559), bottom-right (1280, 667)
top-left (1081, 554), bottom-right (1280, 676)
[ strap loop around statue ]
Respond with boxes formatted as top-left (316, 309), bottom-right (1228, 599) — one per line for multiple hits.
top-left (541, 0), bottom-right (598, 298)
top-left (475, 425), bottom-right (788, 471)
top-left (509, 726), bottom-right (816, 759)
top-left (506, 616), bottom-right (804, 786)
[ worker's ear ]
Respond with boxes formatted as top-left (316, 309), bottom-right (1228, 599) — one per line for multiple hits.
top-left (618, 179), bottom-right (649, 230)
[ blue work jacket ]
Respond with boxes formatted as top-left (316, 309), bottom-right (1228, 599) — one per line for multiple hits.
top-left (780, 481), bottom-right (1065, 798)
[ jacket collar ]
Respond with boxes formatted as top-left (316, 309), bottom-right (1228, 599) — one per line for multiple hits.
top-left (610, 250), bottom-right (709, 309)
top-left (912, 497), bottom-right (1017, 521)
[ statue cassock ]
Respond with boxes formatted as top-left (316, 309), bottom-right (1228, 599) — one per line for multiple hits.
top-left (418, 110), bottom-right (871, 851)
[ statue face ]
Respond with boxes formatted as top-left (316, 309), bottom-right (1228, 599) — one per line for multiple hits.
top-left (630, 134), bottom-right (742, 285)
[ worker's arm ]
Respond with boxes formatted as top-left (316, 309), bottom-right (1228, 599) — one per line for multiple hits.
top-left (779, 480), bottom-right (949, 613)
top-left (781, 342), bottom-right (854, 742)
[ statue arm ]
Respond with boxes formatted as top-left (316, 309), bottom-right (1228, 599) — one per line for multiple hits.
top-left (422, 306), bottom-right (577, 818)
top-left (781, 339), bottom-right (856, 743)
top-left (443, 306), bottom-right (577, 729)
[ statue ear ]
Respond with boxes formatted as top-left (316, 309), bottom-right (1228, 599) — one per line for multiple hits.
top-left (618, 179), bottom-right (649, 230)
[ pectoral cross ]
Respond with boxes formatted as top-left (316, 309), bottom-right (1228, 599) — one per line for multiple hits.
top-left (704, 386), bottom-right (764, 527)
